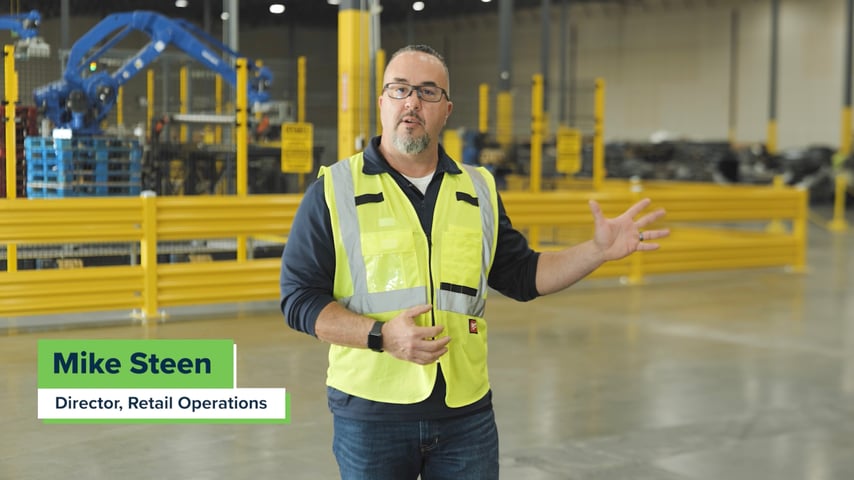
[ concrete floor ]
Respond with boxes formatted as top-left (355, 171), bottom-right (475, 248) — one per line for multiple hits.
top-left (2, 218), bottom-right (853, 479)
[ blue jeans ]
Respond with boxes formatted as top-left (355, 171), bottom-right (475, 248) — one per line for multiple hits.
top-left (332, 408), bottom-right (499, 480)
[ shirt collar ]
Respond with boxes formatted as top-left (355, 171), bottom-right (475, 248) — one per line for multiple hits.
top-left (362, 136), bottom-right (463, 176)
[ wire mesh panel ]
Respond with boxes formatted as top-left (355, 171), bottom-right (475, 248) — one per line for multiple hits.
top-left (0, 51), bottom-right (57, 198)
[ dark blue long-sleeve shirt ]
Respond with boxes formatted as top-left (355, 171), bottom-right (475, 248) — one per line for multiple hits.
top-left (279, 136), bottom-right (540, 420)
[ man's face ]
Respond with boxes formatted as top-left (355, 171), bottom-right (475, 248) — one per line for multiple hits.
top-left (379, 51), bottom-right (453, 155)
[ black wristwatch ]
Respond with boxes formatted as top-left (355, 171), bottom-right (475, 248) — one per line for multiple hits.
top-left (367, 320), bottom-right (384, 352)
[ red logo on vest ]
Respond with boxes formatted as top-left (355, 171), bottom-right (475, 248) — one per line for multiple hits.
top-left (469, 319), bottom-right (478, 334)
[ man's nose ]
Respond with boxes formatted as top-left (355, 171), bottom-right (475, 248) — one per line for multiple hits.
top-left (404, 91), bottom-right (422, 110)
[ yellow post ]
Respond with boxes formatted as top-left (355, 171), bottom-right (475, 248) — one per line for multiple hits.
top-left (235, 57), bottom-right (249, 261)
top-left (528, 75), bottom-right (545, 248)
top-left (298, 56), bottom-right (307, 123)
top-left (297, 55), bottom-right (308, 190)
top-left (828, 174), bottom-right (850, 232)
top-left (236, 58), bottom-right (249, 197)
top-left (117, 86), bottom-right (124, 128)
top-left (766, 119), bottom-right (778, 155)
top-left (496, 91), bottom-right (513, 150)
top-left (375, 49), bottom-right (385, 136)
top-left (140, 191), bottom-right (159, 321)
top-left (530, 74), bottom-right (543, 194)
top-left (4, 45), bottom-right (17, 200)
top-left (478, 83), bottom-right (489, 134)
top-left (593, 77), bottom-right (606, 190)
top-left (840, 106), bottom-right (852, 157)
top-left (180, 65), bottom-right (189, 143)
top-left (766, 175), bottom-right (787, 234)
top-left (338, 3), bottom-right (371, 159)
top-left (215, 76), bottom-right (223, 145)
top-left (146, 69), bottom-right (154, 139)
top-left (792, 187), bottom-right (809, 273)
top-left (4, 45), bottom-right (18, 272)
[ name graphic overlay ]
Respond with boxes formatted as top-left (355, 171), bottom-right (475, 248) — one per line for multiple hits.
top-left (37, 339), bottom-right (288, 424)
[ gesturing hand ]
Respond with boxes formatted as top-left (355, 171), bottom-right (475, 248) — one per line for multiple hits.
top-left (382, 304), bottom-right (450, 365)
top-left (589, 198), bottom-right (670, 261)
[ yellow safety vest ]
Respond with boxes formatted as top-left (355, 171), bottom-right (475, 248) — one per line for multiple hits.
top-left (320, 153), bottom-right (499, 407)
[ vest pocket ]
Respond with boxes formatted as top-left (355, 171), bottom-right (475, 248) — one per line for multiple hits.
top-left (360, 230), bottom-right (420, 292)
top-left (439, 228), bottom-right (483, 291)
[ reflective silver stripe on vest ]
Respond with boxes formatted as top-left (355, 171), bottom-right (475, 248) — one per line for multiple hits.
top-left (329, 159), bottom-right (428, 314)
top-left (329, 161), bottom-right (369, 303)
top-left (340, 287), bottom-right (428, 314)
top-left (435, 164), bottom-right (495, 318)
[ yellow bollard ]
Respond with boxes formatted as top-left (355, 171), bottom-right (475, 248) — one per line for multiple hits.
top-left (766, 175), bottom-right (787, 234)
top-left (827, 174), bottom-right (850, 232)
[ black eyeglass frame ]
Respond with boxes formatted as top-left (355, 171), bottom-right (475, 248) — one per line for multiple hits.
top-left (382, 82), bottom-right (451, 103)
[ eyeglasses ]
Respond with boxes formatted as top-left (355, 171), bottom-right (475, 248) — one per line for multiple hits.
top-left (383, 82), bottom-right (450, 103)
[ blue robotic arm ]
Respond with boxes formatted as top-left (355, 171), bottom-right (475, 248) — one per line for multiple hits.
top-left (33, 10), bottom-right (273, 135)
top-left (0, 10), bottom-right (50, 58)
top-left (0, 10), bottom-right (41, 39)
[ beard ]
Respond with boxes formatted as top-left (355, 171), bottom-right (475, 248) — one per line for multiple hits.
top-left (392, 130), bottom-right (431, 155)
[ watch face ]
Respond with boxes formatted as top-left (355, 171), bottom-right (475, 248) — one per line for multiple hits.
top-left (368, 322), bottom-right (383, 351)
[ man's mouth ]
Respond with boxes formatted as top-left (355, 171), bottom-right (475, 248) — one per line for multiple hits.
top-left (400, 115), bottom-right (422, 126)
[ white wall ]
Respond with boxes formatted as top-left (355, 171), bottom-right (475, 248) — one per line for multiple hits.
top-left (383, 0), bottom-right (848, 150)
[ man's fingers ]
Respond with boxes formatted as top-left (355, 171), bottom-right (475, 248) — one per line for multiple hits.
top-left (639, 228), bottom-right (670, 242)
top-left (411, 336), bottom-right (450, 365)
top-left (588, 199), bottom-right (604, 223)
top-left (638, 207), bottom-right (667, 227)
top-left (416, 324), bottom-right (445, 338)
top-left (419, 333), bottom-right (451, 349)
top-left (404, 304), bottom-right (433, 319)
top-left (624, 197), bottom-right (653, 219)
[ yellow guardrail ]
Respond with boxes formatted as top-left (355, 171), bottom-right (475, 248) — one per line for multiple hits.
top-left (0, 182), bottom-right (806, 322)
top-left (1, 194), bottom-right (302, 320)
top-left (502, 180), bottom-right (808, 284)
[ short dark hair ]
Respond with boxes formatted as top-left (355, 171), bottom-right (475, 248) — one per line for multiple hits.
top-left (388, 44), bottom-right (450, 82)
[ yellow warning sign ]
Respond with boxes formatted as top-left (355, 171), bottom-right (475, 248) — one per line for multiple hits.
top-left (281, 122), bottom-right (314, 173)
top-left (556, 127), bottom-right (581, 174)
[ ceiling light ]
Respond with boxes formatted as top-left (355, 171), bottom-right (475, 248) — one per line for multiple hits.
top-left (175, 0), bottom-right (188, 7)
top-left (412, 1), bottom-right (425, 12)
top-left (481, 0), bottom-right (492, 3)
top-left (327, 0), bottom-right (341, 5)
top-left (269, 3), bottom-right (285, 14)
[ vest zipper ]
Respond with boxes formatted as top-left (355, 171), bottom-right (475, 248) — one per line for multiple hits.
top-left (427, 236), bottom-right (436, 327)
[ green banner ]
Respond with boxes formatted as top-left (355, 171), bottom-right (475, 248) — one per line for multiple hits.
top-left (38, 339), bottom-right (234, 388)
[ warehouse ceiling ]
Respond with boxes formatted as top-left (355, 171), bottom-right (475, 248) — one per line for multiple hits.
top-left (7, 0), bottom-right (640, 28)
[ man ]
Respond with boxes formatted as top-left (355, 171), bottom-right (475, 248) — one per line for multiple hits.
top-left (280, 44), bottom-right (669, 479)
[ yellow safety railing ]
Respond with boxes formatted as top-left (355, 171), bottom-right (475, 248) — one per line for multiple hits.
top-left (502, 179), bottom-right (808, 284)
top-left (1, 194), bottom-right (301, 320)
top-left (0, 197), bottom-right (144, 316)
top-left (1, 181), bottom-right (806, 321)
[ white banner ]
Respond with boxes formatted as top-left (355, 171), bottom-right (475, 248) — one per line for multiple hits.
top-left (38, 388), bottom-right (287, 421)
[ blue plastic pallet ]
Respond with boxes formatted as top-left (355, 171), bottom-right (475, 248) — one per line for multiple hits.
top-left (27, 162), bottom-right (142, 184)
top-left (24, 136), bottom-right (143, 197)
top-left (25, 137), bottom-right (143, 165)
top-left (27, 182), bottom-right (141, 198)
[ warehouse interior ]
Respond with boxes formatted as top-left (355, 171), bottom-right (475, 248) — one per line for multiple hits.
top-left (2, 0), bottom-right (854, 479)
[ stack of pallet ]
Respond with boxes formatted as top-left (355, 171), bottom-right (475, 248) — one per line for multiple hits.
top-left (0, 106), bottom-right (39, 198)
top-left (25, 137), bottom-right (142, 198)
